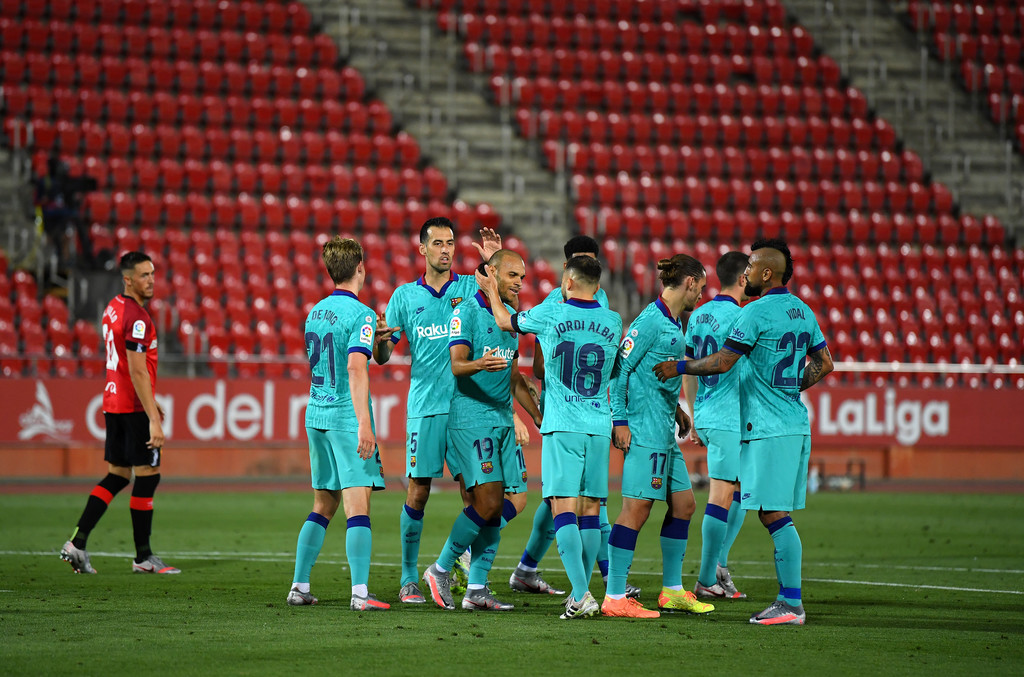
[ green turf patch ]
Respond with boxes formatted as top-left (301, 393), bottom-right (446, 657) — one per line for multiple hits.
top-left (1, 490), bottom-right (1021, 676)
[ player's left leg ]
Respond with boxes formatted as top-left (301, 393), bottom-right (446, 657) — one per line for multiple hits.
top-left (462, 481), bottom-right (513, 610)
top-left (658, 488), bottom-right (712, 614)
top-left (129, 459), bottom-right (179, 575)
top-left (343, 486), bottom-right (389, 611)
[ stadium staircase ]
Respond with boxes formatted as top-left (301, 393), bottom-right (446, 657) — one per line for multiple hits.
top-left (785, 0), bottom-right (1024, 232)
top-left (307, 0), bottom-right (571, 262)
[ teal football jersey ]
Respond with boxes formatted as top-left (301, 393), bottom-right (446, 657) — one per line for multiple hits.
top-left (610, 298), bottom-right (687, 449)
top-left (304, 290), bottom-right (377, 431)
top-left (385, 273), bottom-right (477, 418)
top-left (447, 291), bottom-right (519, 429)
top-left (512, 298), bottom-right (622, 436)
top-left (543, 285), bottom-right (610, 308)
top-left (724, 287), bottom-right (826, 440)
top-left (683, 295), bottom-right (743, 433)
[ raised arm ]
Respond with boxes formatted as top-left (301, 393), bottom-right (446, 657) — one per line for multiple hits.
top-left (800, 344), bottom-right (834, 391)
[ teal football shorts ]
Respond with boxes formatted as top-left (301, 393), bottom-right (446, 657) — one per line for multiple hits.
top-left (447, 426), bottom-right (516, 490)
top-left (406, 414), bottom-right (462, 480)
top-left (699, 427), bottom-right (742, 483)
top-left (541, 431), bottom-right (610, 499)
top-left (307, 427), bottom-right (385, 491)
top-left (739, 435), bottom-right (811, 512)
top-left (621, 442), bottom-right (691, 501)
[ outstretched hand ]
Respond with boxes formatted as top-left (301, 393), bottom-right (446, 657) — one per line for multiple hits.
top-left (473, 228), bottom-right (502, 261)
top-left (653, 360), bottom-right (682, 382)
top-left (374, 312), bottom-right (399, 346)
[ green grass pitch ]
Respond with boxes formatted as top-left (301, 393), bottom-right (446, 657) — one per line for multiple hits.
top-left (1, 488), bottom-right (1022, 676)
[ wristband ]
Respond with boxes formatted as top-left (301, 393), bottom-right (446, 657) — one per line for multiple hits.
top-left (675, 360), bottom-right (687, 375)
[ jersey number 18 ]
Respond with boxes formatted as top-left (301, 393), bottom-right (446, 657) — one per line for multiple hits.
top-left (552, 341), bottom-right (605, 396)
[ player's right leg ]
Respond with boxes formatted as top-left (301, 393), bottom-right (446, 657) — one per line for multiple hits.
top-left (602, 497), bottom-right (660, 619)
top-left (542, 432), bottom-right (598, 617)
top-left (61, 414), bottom-right (136, 574)
top-left (399, 415), bottom-right (448, 603)
top-left (288, 428), bottom-right (342, 606)
top-left (424, 428), bottom-right (491, 610)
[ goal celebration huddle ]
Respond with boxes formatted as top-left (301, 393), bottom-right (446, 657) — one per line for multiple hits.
top-left (64, 216), bottom-right (833, 627)
top-left (286, 216), bottom-right (834, 625)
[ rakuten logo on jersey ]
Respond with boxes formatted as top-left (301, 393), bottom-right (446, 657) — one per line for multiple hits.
top-left (806, 389), bottom-right (949, 446)
top-left (415, 324), bottom-right (449, 340)
top-left (484, 346), bottom-right (517, 361)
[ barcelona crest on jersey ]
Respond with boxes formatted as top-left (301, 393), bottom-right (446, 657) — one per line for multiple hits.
top-left (481, 461), bottom-right (494, 474)
top-left (651, 477), bottom-right (663, 490)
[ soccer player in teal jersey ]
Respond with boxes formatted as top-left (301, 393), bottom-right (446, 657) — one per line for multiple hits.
top-left (287, 237), bottom-right (389, 611)
top-left (684, 251), bottom-right (752, 601)
top-left (372, 218), bottom-right (500, 604)
top-left (482, 255), bottom-right (622, 620)
top-left (422, 250), bottom-right (543, 610)
top-left (510, 236), bottom-right (626, 599)
top-left (654, 239), bottom-right (834, 626)
top-left (601, 254), bottom-right (714, 619)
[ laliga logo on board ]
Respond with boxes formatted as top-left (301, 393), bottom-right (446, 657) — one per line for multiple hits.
top-left (805, 389), bottom-right (950, 446)
top-left (18, 381), bottom-right (73, 441)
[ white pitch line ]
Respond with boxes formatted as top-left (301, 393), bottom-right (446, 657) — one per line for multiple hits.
top-left (8, 551), bottom-right (1023, 595)
top-left (9, 551), bottom-right (1024, 575)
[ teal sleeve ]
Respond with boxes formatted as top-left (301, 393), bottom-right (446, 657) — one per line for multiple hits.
top-left (448, 303), bottom-right (473, 350)
top-left (511, 301), bottom-right (550, 336)
top-left (348, 307), bottom-right (375, 358)
top-left (609, 318), bottom-right (655, 426)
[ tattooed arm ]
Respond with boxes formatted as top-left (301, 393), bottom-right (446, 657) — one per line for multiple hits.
top-left (800, 345), bottom-right (834, 391)
top-left (653, 348), bottom-right (742, 382)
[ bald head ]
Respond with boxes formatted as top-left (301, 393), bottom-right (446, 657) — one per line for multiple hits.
top-left (486, 249), bottom-right (525, 306)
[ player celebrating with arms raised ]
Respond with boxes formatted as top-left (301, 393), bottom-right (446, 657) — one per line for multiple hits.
top-left (602, 254), bottom-right (713, 619)
top-left (60, 251), bottom-right (178, 575)
top-left (287, 237), bottom-right (388, 611)
top-left (421, 250), bottom-right (542, 610)
top-left (481, 255), bottom-right (622, 620)
top-left (373, 218), bottom-right (500, 604)
top-left (654, 239), bottom-right (834, 626)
